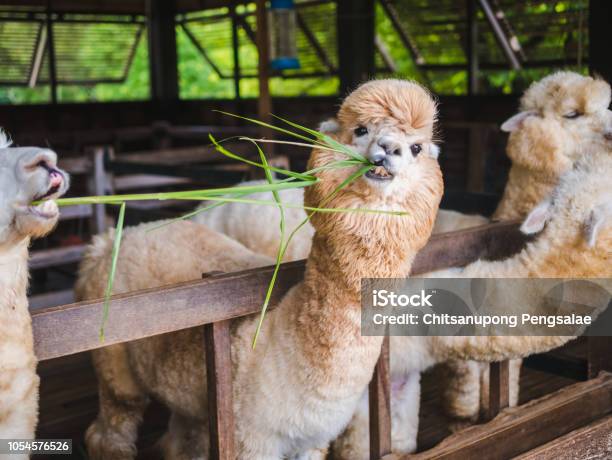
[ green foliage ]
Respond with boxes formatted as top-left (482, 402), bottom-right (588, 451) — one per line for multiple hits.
top-left (0, 1), bottom-right (590, 104)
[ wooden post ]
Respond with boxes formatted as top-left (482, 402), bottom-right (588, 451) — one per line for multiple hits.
top-left (466, 0), bottom-right (479, 95)
top-left (230, 2), bottom-right (242, 102)
top-left (146, 0), bottom-right (179, 104)
top-left (254, 0), bottom-right (274, 172)
top-left (369, 335), bottom-right (392, 460)
top-left (486, 360), bottom-right (510, 420)
top-left (204, 320), bottom-right (235, 460)
top-left (337, 0), bottom-right (375, 94)
top-left (589, 0), bottom-right (612, 82)
top-left (588, 337), bottom-right (612, 379)
top-left (88, 146), bottom-right (112, 234)
top-left (46, 0), bottom-right (58, 104)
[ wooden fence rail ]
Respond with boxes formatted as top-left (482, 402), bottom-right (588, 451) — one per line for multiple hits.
top-left (30, 220), bottom-right (612, 459)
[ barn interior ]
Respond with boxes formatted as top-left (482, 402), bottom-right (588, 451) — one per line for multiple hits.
top-left (0, 1), bottom-right (611, 459)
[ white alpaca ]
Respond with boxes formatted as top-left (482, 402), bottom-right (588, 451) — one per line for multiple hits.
top-left (78, 80), bottom-right (444, 460)
top-left (333, 129), bottom-right (611, 459)
top-left (0, 130), bottom-right (69, 454)
top-left (193, 71), bottom-right (612, 423)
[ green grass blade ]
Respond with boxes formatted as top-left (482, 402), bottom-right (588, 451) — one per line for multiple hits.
top-left (270, 114), bottom-right (367, 163)
top-left (214, 110), bottom-right (316, 144)
top-left (99, 202), bottom-right (126, 341)
top-left (209, 134), bottom-right (313, 181)
top-left (48, 180), bottom-right (317, 207)
top-left (250, 139), bottom-right (286, 348)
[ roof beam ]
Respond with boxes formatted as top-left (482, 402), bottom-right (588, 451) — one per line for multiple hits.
top-left (477, 0), bottom-right (521, 70)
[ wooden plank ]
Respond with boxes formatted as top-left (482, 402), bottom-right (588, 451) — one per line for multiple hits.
top-left (588, 337), bottom-right (612, 379)
top-left (29, 289), bottom-right (75, 311)
top-left (32, 221), bottom-right (525, 361)
top-left (514, 415), bottom-right (612, 459)
top-left (29, 244), bottom-right (86, 270)
top-left (369, 336), bottom-right (392, 460)
top-left (204, 320), bottom-right (235, 460)
top-left (486, 361), bottom-right (510, 421)
top-left (58, 204), bottom-right (93, 221)
top-left (400, 372), bottom-right (612, 460)
top-left (411, 220), bottom-right (525, 274)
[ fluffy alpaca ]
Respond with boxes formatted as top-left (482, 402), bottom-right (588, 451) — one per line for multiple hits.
top-left (77, 79), bottom-right (444, 459)
top-left (194, 71), bottom-right (612, 424)
top-left (441, 70), bottom-right (612, 424)
top-left (0, 131), bottom-right (69, 452)
top-left (333, 127), bottom-right (611, 459)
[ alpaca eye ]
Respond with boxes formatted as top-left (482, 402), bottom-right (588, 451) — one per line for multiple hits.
top-left (354, 126), bottom-right (368, 137)
top-left (563, 111), bottom-right (582, 119)
top-left (410, 144), bottom-right (422, 157)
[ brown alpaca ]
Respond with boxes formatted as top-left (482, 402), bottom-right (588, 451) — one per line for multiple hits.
top-left (77, 80), bottom-right (444, 459)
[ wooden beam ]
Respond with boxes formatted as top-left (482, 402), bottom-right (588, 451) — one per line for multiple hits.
top-left (402, 372), bottom-right (612, 460)
top-left (147, 0), bottom-right (179, 103)
top-left (204, 320), bottom-right (235, 460)
top-left (369, 336), bottom-right (392, 460)
top-left (32, 221), bottom-right (525, 362)
top-left (254, 0), bottom-right (274, 162)
top-left (514, 415), bottom-right (612, 459)
top-left (588, 337), bottom-right (612, 379)
top-left (337, 0), bottom-right (375, 94)
top-left (29, 244), bottom-right (87, 270)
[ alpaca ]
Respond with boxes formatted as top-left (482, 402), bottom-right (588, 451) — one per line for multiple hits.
top-left (0, 130), bottom-right (69, 451)
top-left (193, 71), bottom-right (612, 423)
top-left (77, 79), bottom-right (444, 459)
top-left (333, 127), bottom-right (611, 459)
top-left (440, 70), bottom-right (612, 423)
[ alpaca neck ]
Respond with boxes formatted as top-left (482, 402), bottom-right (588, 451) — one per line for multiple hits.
top-left (493, 166), bottom-right (557, 220)
top-left (522, 233), bottom-right (611, 278)
top-left (0, 237), bottom-right (30, 312)
top-left (287, 231), bottom-right (417, 394)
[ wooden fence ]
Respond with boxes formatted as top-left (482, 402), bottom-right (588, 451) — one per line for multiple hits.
top-left (31, 221), bottom-right (612, 459)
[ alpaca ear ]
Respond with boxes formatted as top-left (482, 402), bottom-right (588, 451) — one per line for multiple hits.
top-left (520, 200), bottom-right (552, 234)
top-left (584, 202), bottom-right (612, 247)
top-left (501, 110), bottom-right (537, 132)
top-left (318, 118), bottom-right (340, 134)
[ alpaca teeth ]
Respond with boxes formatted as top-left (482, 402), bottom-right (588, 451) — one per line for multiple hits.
top-left (374, 166), bottom-right (389, 177)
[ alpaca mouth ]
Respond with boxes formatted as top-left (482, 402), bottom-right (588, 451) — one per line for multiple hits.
top-left (34, 183), bottom-right (61, 202)
top-left (365, 165), bottom-right (394, 181)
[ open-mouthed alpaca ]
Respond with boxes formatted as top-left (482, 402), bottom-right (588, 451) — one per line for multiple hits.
top-left (78, 79), bottom-right (444, 459)
top-left (333, 130), bottom-right (611, 460)
top-left (440, 71), bottom-right (612, 424)
top-left (0, 131), bottom-right (69, 452)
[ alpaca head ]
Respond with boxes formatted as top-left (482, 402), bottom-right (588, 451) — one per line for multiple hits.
top-left (305, 80), bottom-right (443, 259)
top-left (501, 71), bottom-right (612, 176)
top-left (520, 133), bottom-right (611, 272)
top-left (0, 130), bottom-right (70, 249)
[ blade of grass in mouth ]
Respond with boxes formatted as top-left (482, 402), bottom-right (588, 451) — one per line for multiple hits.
top-left (54, 113), bottom-right (385, 342)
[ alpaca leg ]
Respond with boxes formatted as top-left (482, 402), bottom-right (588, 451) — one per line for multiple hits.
top-left (160, 412), bottom-right (209, 460)
top-left (440, 360), bottom-right (484, 425)
top-left (86, 345), bottom-right (149, 460)
top-left (0, 366), bottom-right (39, 460)
top-left (391, 372), bottom-right (420, 455)
top-left (509, 359), bottom-right (522, 407)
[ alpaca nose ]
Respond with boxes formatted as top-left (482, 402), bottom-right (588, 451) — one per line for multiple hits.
top-left (49, 169), bottom-right (63, 187)
top-left (370, 151), bottom-right (386, 166)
